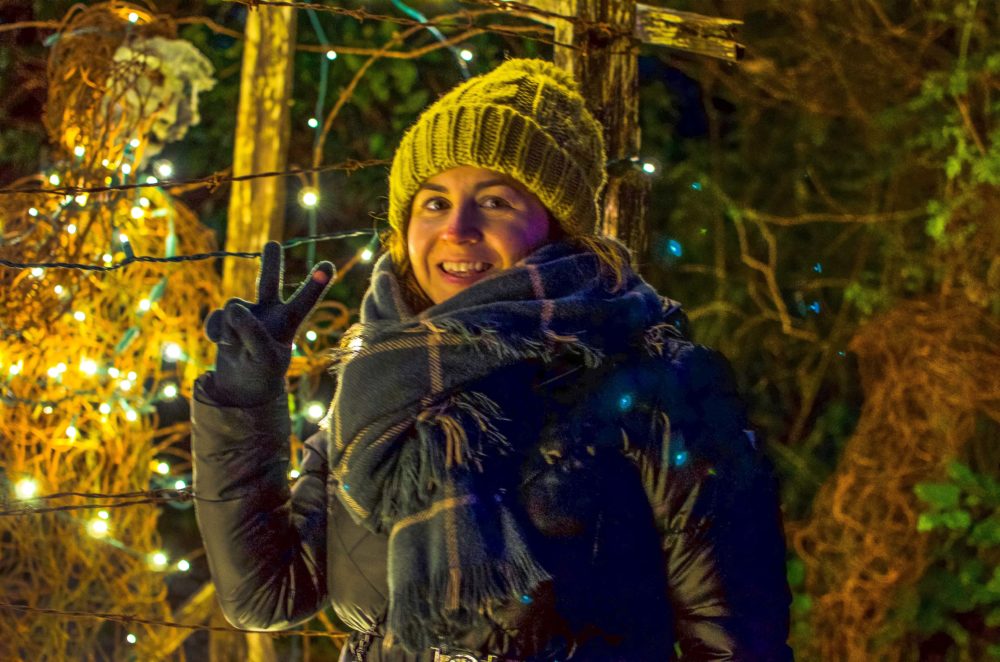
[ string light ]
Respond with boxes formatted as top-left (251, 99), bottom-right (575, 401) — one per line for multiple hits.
top-left (120, 163), bottom-right (132, 176)
top-left (138, 299), bottom-right (151, 312)
top-left (8, 360), bottom-right (23, 376)
top-left (289, 469), bottom-right (301, 479)
top-left (690, 181), bottom-right (703, 191)
top-left (360, 248), bottom-right (374, 262)
top-left (161, 383), bottom-right (178, 399)
top-left (126, 634), bottom-right (137, 645)
top-left (119, 233), bottom-right (129, 244)
top-left (102, 254), bottom-right (113, 264)
top-left (87, 518), bottom-right (109, 538)
top-left (162, 343), bottom-right (183, 362)
top-left (156, 462), bottom-right (170, 475)
top-left (306, 402), bottom-right (325, 422)
top-left (130, 206), bottom-right (144, 219)
top-left (66, 223), bottom-right (77, 235)
top-left (54, 285), bottom-right (64, 295)
top-left (30, 267), bottom-right (44, 278)
top-left (98, 403), bottom-right (112, 415)
top-left (125, 410), bottom-right (138, 422)
top-left (459, 49), bottom-right (474, 62)
top-left (299, 187), bottom-right (319, 209)
top-left (325, 49), bottom-right (337, 60)
top-left (107, 367), bottom-right (120, 378)
top-left (48, 173), bottom-right (60, 186)
top-left (14, 478), bottom-right (38, 500)
top-left (666, 239), bottom-right (683, 258)
top-left (129, 138), bottom-right (140, 148)
top-left (28, 207), bottom-right (38, 217)
top-left (79, 358), bottom-right (98, 376)
top-left (119, 379), bottom-right (133, 392)
top-left (127, 11), bottom-right (139, 23)
top-left (149, 551), bottom-right (168, 570)
top-left (305, 330), bottom-right (318, 342)
top-left (74, 193), bottom-right (88, 206)
top-left (128, 371), bottom-right (137, 381)
top-left (642, 162), bottom-right (656, 174)
top-left (73, 145), bottom-right (85, 157)
top-left (145, 175), bottom-right (158, 184)
top-left (98, 510), bottom-right (109, 520)
top-left (42, 405), bottom-right (53, 414)
top-left (139, 197), bottom-right (151, 207)
top-left (65, 425), bottom-right (78, 439)
top-left (307, 117), bottom-right (319, 129)
top-left (176, 560), bottom-right (191, 572)
top-left (154, 160), bottom-right (173, 179)
top-left (174, 480), bottom-right (186, 490)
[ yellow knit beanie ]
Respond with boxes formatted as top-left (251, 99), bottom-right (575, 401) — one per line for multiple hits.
top-left (388, 58), bottom-right (606, 237)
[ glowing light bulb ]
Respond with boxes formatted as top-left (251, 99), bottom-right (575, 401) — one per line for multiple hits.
top-left (48, 173), bottom-right (60, 186)
top-left (348, 336), bottom-right (363, 352)
top-left (88, 518), bottom-right (109, 538)
top-left (307, 117), bottom-right (319, 129)
top-left (65, 425), bottom-right (78, 439)
top-left (108, 367), bottom-right (120, 378)
top-left (127, 12), bottom-right (139, 23)
top-left (155, 161), bottom-right (173, 179)
top-left (129, 138), bottom-right (140, 148)
top-left (145, 175), bottom-right (158, 184)
top-left (42, 406), bottom-right (53, 414)
top-left (156, 462), bottom-right (170, 475)
top-left (162, 383), bottom-right (178, 399)
top-left (127, 371), bottom-right (137, 381)
top-left (163, 343), bottom-right (183, 362)
top-left (306, 402), bottom-right (326, 422)
top-left (14, 478), bottom-right (38, 500)
top-left (119, 233), bottom-right (129, 244)
top-left (360, 248), bottom-right (374, 262)
top-left (54, 285), bottom-right (64, 295)
top-left (174, 480), bottom-right (187, 490)
top-left (66, 224), bottom-right (77, 235)
top-left (28, 207), bottom-right (38, 216)
top-left (459, 49), bottom-right (474, 62)
top-left (126, 634), bottom-right (137, 645)
top-left (98, 510), bottom-right (109, 520)
top-left (120, 163), bottom-right (132, 176)
top-left (138, 299), bottom-right (151, 312)
top-left (98, 403), bottom-right (111, 415)
top-left (73, 145), bottom-right (85, 157)
top-left (74, 193), bottom-right (88, 206)
top-left (80, 359), bottom-right (98, 376)
top-left (119, 379), bottom-right (133, 392)
top-left (102, 254), bottom-right (113, 264)
top-left (8, 361), bottom-right (22, 376)
top-left (289, 469), bottom-right (301, 479)
top-left (130, 206), bottom-right (144, 219)
top-left (125, 410), bottom-right (138, 422)
top-left (299, 188), bottom-right (319, 208)
top-left (305, 330), bottom-right (318, 342)
top-left (139, 196), bottom-right (150, 207)
top-left (325, 49), bottom-right (337, 60)
top-left (149, 551), bottom-right (168, 569)
top-left (177, 560), bottom-right (191, 572)
top-left (30, 267), bottom-right (44, 278)
top-left (102, 159), bottom-right (111, 168)
top-left (642, 162), bottom-right (656, 174)
top-left (73, 311), bottom-right (86, 322)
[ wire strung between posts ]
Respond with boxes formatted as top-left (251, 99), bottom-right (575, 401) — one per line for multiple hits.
top-left (0, 602), bottom-right (349, 640)
top-left (0, 230), bottom-right (375, 272)
top-left (0, 159), bottom-right (389, 197)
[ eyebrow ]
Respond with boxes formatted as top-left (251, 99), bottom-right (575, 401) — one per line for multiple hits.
top-left (416, 179), bottom-right (517, 194)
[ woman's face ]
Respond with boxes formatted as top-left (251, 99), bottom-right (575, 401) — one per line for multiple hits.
top-left (406, 166), bottom-right (551, 305)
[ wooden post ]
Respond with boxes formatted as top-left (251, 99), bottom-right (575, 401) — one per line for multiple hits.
top-left (223, 4), bottom-right (298, 297)
top-left (525, 0), bottom-right (742, 256)
top-left (216, 5), bottom-right (296, 660)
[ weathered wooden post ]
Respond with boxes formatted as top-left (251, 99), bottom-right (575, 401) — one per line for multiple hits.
top-left (524, 0), bottom-right (742, 256)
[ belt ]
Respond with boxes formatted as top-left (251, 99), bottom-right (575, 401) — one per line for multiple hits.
top-left (431, 649), bottom-right (519, 662)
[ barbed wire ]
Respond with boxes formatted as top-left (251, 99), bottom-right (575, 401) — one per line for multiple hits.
top-left (0, 159), bottom-right (389, 197)
top-left (0, 602), bottom-right (349, 640)
top-left (0, 229), bottom-right (375, 272)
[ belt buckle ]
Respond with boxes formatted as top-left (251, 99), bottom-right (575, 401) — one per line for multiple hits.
top-left (431, 649), bottom-right (492, 662)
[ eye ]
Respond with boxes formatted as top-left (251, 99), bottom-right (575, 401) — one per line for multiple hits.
top-left (481, 196), bottom-right (512, 210)
top-left (421, 196), bottom-right (450, 212)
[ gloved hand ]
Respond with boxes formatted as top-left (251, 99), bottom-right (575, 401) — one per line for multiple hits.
top-left (204, 241), bottom-right (334, 407)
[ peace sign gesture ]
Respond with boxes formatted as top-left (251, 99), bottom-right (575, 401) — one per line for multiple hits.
top-left (204, 241), bottom-right (334, 407)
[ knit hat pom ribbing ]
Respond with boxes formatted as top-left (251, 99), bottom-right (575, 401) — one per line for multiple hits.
top-left (388, 58), bottom-right (606, 237)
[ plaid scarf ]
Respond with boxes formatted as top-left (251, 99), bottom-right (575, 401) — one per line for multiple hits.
top-left (326, 240), bottom-right (673, 651)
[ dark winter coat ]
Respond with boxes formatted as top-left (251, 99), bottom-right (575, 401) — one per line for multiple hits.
top-left (192, 334), bottom-right (792, 661)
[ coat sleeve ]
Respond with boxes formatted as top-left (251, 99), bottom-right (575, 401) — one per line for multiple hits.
top-left (658, 345), bottom-right (793, 661)
top-left (191, 372), bottom-right (329, 630)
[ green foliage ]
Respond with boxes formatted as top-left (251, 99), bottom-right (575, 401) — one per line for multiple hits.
top-left (902, 460), bottom-right (1000, 655)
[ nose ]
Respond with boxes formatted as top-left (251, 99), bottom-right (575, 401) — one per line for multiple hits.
top-left (441, 202), bottom-right (482, 244)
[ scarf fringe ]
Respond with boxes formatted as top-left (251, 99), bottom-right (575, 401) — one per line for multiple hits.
top-left (387, 534), bottom-right (552, 651)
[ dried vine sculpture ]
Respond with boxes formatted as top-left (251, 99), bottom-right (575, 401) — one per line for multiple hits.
top-left (794, 298), bottom-right (1000, 660)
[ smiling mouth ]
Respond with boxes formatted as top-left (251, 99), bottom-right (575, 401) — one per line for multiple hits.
top-left (438, 261), bottom-right (494, 278)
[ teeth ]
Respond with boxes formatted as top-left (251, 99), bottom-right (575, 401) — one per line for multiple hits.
top-left (441, 261), bottom-right (491, 275)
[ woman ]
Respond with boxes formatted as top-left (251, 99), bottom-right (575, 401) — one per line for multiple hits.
top-left (193, 59), bottom-right (792, 661)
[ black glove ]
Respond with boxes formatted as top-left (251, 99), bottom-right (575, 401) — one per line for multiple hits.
top-left (204, 241), bottom-right (334, 407)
